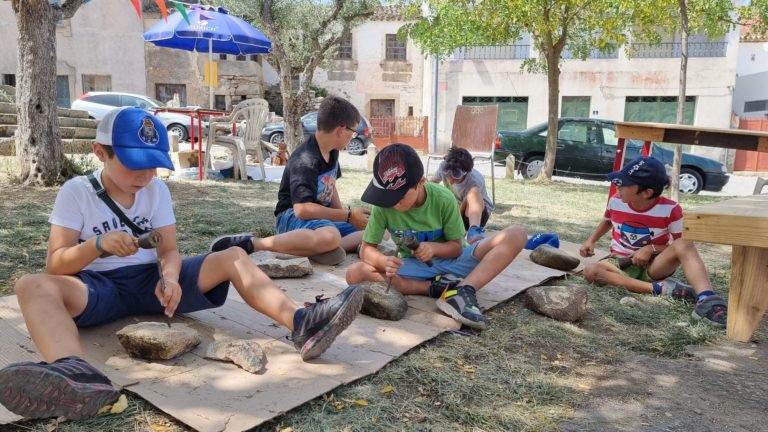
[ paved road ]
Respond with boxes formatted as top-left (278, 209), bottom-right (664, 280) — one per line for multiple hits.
top-left (340, 151), bottom-right (761, 197)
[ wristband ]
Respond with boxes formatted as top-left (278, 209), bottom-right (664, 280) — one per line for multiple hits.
top-left (95, 234), bottom-right (103, 253)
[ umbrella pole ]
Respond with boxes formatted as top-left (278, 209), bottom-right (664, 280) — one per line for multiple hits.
top-left (208, 39), bottom-right (214, 109)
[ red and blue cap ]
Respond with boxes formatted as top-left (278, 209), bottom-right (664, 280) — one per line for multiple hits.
top-left (607, 156), bottom-right (668, 189)
top-left (96, 107), bottom-right (175, 171)
top-left (362, 143), bottom-right (424, 208)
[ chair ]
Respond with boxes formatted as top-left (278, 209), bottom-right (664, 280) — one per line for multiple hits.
top-left (754, 177), bottom-right (767, 195)
top-left (204, 98), bottom-right (270, 180)
top-left (426, 104), bottom-right (498, 205)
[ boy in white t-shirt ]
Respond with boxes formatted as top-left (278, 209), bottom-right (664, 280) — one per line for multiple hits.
top-left (0, 107), bottom-right (363, 421)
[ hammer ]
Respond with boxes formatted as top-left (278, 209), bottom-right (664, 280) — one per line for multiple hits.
top-left (403, 234), bottom-right (433, 267)
top-left (136, 230), bottom-right (171, 328)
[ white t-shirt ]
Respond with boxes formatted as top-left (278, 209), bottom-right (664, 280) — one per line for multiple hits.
top-left (48, 169), bottom-right (176, 272)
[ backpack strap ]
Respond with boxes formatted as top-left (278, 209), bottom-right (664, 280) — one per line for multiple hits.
top-left (87, 173), bottom-right (148, 236)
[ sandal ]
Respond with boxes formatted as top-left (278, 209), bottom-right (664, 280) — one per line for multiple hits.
top-left (661, 277), bottom-right (697, 302)
top-left (692, 294), bottom-right (727, 328)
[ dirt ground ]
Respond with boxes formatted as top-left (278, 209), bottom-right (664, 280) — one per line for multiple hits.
top-left (561, 334), bottom-right (768, 432)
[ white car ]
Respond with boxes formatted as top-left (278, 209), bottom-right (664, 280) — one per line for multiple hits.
top-left (71, 91), bottom-right (207, 142)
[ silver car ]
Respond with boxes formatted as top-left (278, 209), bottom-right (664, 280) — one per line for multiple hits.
top-left (71, 91), bottom-right (206, 142)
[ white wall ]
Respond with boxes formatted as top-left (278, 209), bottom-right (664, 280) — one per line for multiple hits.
top-left (736, 41), bottom-right (768, 76)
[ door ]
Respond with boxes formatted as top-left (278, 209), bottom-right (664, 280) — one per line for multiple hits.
top-left (56, 75), bottom-right (70, 108)
top-left (371, 99), bottom-right (395, 136)
top-left (554, 120), bottom-right (602, 177)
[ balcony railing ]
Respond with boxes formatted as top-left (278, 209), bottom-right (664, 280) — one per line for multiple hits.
top-left (630, 42), bottom-right (727, 58)
top-left (562, 48), bottom-right (619, 59)
top-left (452, 45), bottom-right (530, 60)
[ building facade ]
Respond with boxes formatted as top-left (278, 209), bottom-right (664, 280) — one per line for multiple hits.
top-left (732, 26), bottom-right (768, 118)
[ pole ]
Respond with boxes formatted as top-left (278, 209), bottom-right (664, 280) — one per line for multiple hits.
top-left (208, 39), bottom-right (214, 109)
top-left (431, 56), bottom-right (439, 153)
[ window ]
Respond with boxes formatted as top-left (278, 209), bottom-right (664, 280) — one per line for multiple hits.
top-left (624, 95), bottom-right (696, 124)
top-left (82, 75), bottom-right (111, 93)
top-left (214, 95), bottom-right (226, 111)
top-left (462, 96), bottom-right (529, 131)
top-left (56, 75), bottom-right (70, 108)
top-left (2, 74), bottom-right (15, 87)
top-left (745, 100), bottom-right (768, 113)
top-left (561, 96), bottom-right (590, 118)
top-left (121, 95), bottom-right (154, 110)
top-left (236, 55), bottom-right (246, 61)
top-left (558, 122), bottom-right (589, 143)
top-left (155, 84), bottom-right (187, 106)
top-left (85, 94), bottom-right (120, 106)
top-left (219, 54), bottom-right (228, 60)
top-left (337, 34), bottom-right (353, 60)
top-left (385, 34), bottom-right (406, 61)
top-left (250, 55), bottom-right (259, 62)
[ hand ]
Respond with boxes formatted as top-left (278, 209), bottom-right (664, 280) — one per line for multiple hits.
top-left (155, 276), bottom-right (182, 318)
top-left (349, 207), bottom-right (370, 230)
top-left (412, 242), bottom-right (435, 264)
top-left (579, 242), bottom-right (595, 258)
top-left (100, 231), bottom-right (139, 257)
top-left (630, 245), bottom-right (654, 267)
top-left (384, 256), bottom-right (402, 278)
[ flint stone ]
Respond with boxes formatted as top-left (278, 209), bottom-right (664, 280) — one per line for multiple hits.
top-left (249, 251), bottom-right (313, 278)
top-left (116, 322), bottom-right (201, 360)
top-left (529, 244), bottom-right (580, 271)
top-left (204, 339), bottom-right (267, 374)
top-left (523, 285), bottom-right (587, 322)
top-left (377, 240), bottom-right (398, 257)
top-left (359, 281), bottom-right (409, 321)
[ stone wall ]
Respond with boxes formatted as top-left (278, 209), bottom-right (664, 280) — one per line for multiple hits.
top-left (0, 103), bottom-right (97, 156)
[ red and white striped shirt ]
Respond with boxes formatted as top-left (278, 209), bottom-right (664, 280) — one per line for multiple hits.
top-left (603, 195), bottom-right (683, 257)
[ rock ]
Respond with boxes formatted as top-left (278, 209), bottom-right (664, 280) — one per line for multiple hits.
top-left (359, 281), bottom-right (409, 321)
top-left (377, 240), bottom-right (399, 257)
top-left (249, 251), bottom-right (313, 278)
top-left (529, 244), bottom-right (580, 271)
top-left (523, 285), bottom-right (588, 322)
top-left (116, 322), bottom-right (201, 360)
top-left (620, 296), bottom-right (644, 308)
top-left (505, 154), bottom-right (516, 178)
top-left (204, 339), bottom-right (267, 374)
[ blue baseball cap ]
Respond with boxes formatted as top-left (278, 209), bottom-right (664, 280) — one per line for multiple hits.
top-left (96, 107), bottom-right (175, 170)
top-left (607, 156), bottom-right (668, 189)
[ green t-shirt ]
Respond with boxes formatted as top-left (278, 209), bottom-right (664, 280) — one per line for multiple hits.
top-left (363, 182), bottom-right (467, 258)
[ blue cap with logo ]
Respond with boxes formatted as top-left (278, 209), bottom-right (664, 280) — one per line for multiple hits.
top-left (607, 156), bottom-right (668, 189)
top-left (96, 107), bottom-right (175, 171)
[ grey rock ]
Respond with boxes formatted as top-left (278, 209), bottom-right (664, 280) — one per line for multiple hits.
top-left (359, 281), bottom-right (409, 321)
top-left (204, 339), bottom-right (267, 374)
top-left (620, 296), bottom-right (645, 308)
top-left (377, 240), bottom-right (399, 257)
top-left (116, 322), bottom-right (201, 360)
top-left (249, 251), bottom-right (313, 278)
top-left (529, 244), bottom-right (580, 271)
top-left (523, 285), bottom-right (588, 322)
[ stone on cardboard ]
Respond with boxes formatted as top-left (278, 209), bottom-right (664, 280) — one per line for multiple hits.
top-left (620, 296), bottom-right (645, 308)
top-left (249, 251), bottom-right (313, 278)
top-left (529, 244), bottom-right (580, 271)
top-left (204, 339), bottom-right (267, 374)
top-left (359, 281), bottom-right (409, 321)
top-left (523, 285), bottom-right (587, 322)
top-left (116, 322), bottom-right (201, 360)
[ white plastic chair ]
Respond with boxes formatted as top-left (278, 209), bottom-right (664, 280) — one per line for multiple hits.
top-left (204, 98), bottom-right (269, 180)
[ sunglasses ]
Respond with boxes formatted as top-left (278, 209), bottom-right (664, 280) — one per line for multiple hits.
top-left (343, 125), bottom-right (359, 139)
top-left (447, 167), bottom-right (467, 179)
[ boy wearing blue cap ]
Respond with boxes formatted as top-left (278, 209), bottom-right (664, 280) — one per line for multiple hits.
top-left (346, 144), bottom-right (527, 330)
top-left (579, 156), bottom-right (727, 327)
top-left (0, 107), bottom-right (363, 421)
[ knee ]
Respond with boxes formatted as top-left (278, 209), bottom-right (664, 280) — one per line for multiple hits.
top-left (670, 239), bottom-right (695, 254)
top-left (502, 225), bottom-right (528, 247)
top-left (345, 263), bottom-right (366, 284)
top-left (213, 246), bottom-right (250, 265)
top-left (315, 228), bottom-right (342, 250)
top-left (14, 274), bottom-right (56, 302)
top-left (583, 264), bottom-right (599, 283)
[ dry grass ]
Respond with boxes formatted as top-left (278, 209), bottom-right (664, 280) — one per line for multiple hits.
top-left (1, 165), bottom-right (760, 432)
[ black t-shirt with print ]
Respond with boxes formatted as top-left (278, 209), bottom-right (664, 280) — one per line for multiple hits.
top-left (274, 135), bottom-right (342, 216)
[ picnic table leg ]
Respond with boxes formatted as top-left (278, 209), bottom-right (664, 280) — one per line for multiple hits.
top-left (727, 245), bottom-right (768, 342)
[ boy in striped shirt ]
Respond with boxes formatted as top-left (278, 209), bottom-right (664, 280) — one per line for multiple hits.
top-left (579, 157), bottom-right (727, 327)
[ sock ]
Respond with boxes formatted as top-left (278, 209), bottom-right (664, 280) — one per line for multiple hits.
top-left (651, 281), bottom-right (663, 295)
top-left (697, 290), bottom-right (715, 303)
top-left (292, 307), bottom-right (307, 330)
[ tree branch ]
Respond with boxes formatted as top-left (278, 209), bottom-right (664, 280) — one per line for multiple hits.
top-left (55, 0), bottom-right (85, 20)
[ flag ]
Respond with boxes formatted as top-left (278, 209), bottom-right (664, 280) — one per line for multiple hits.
top-left (173, 1), bottom-right (190, 25)
top-left (129, 0), bottom-right (141, 20)
top-left (155, 0), bottom-right (168, 22)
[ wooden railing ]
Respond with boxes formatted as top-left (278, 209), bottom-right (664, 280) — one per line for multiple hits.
top-left (370, 116), bottom-right (429, 153)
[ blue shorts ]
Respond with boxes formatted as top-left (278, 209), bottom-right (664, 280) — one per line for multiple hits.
top-left (397, 242), bottom-right (481, 280)
top-left (74, 254), bottom-right (229, 328)
top-left (275, 208), bottom-right (358, 237)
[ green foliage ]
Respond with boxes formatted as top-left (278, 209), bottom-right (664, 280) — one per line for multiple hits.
top-left (311, 85), bottom-right (329, 97)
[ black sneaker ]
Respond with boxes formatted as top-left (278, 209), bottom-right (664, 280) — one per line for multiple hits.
top-left (209, 233), bottom-right (255, 254)
top-left (436, 285), bottom-right (489, 330)
top-left (428, 274), bottom-right (460, 298)
top-left (291, 285), bottom-right (364, 361)
top-left (0, 356), bottom-right (119, 420)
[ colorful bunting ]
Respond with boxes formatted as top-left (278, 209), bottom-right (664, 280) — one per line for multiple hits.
top-left (155, 0), bottom-right (168, 22)
top-left (129, 0), bottom-right (141, 20)
top-left (173, 1), bottom-right (190, 25)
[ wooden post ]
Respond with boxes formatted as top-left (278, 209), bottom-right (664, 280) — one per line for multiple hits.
top-left (727, 246), bottom-right (768, 342)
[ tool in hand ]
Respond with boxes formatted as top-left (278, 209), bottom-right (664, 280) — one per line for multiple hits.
top-left (136, 230), bottom-right (171, 328)
top-left (403, 234), bottom-right (433, 267)
top-left (386, 230), bottom-right (405, 293)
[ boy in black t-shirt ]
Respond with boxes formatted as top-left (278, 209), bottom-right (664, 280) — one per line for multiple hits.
top-left (211, 96), bottom-right (369, 265)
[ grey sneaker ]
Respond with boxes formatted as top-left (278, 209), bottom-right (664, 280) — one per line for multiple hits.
top-left (692, 294), bottom-right (727, 328)
top-left (660, 277), bottom-right (697, 302)
top-left (436, 285), bottom-right (489, 330)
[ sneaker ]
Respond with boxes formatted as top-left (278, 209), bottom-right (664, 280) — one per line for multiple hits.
top-left (692, 294), bottom-right (727, 328)
top-left (209, 233), bottom-right (254, 254)
top-left (660, 277), bottom-right (697, 302)
top-left (436, 285), bottom-right (489, 330)
top-left (467, 225), bottom-right (485, 244)
top-left (309, 246), bottom-right (347, 266)
top-left (291, 285), bottom-right (364, 361)
top-left (428, 274), bottom-right (460, 298)
top-left (0, 356), bottom-right (119, 420)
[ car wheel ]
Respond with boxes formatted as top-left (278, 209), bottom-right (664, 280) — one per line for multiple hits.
top-left (521, 155), bottom-right (544, 179)
top-left (167, 123), bottom-right (188, 141)
top-left (679, 168), bottom-right (703, 194)
top-left (346, 138), bottom-right (366, 155)
top-left (270, 132), bottom-right (284, 145)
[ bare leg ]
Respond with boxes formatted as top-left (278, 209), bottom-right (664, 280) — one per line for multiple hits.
top-left (464, 187), bottom-right (485, 227)
top-left (340, 231), bottom-right (364, 252)
top-left (647, 239), bottom-right (712, 294)
top-left (14, 274), bottom-right (88, 362)
top-left (462, 225), bottom-right (527, 290)
top-left (345, 261), bottom-right (430, 295)
top-left (583, 261), bottom-right (654, 294)
top-left (198, 248), bottom-right (300, 330)
top-left (252, 226), bottom-right (341, 257)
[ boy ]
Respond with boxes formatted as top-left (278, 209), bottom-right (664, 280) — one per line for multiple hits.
top-left (211, 96), bottom-right (370, 266)
top-left (579, 156), bottom-right (727, 327)
top-left (345, 144), bottom-right (527, 329)
top-left (430, 147), bottom-right (495, 244)
top-left (0, 107), bottom-right (363, 421)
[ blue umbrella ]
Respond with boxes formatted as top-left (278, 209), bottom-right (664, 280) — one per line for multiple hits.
top-left (144, 5), bottom-right (272, 108)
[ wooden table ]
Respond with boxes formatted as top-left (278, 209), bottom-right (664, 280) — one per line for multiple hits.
top-left (684, 195), bottom-right (768, 342)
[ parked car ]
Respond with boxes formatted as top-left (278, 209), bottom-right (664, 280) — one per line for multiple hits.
top-left (260, 111), bottom-right (373, 155)
top-left (71, 91), bottom-right (206, 142)
top-left (495, 118), bottom-right (729, 194)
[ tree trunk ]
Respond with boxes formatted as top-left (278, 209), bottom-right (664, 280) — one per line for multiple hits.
top-left (671, 0), bottom-right (689, 201)
top-left (537, 48), bottom-right (562, 181)
top-left (13, 1), bottom-right (70, 186)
